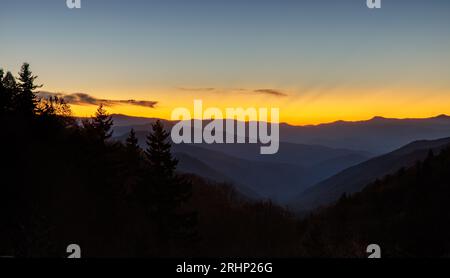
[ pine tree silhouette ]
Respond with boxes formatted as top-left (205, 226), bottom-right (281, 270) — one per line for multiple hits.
top-left (145, 120), bottom-right (178, 176)
top-left (143, 120), bottom-right (195, 255)
top-left (125, 128), bottom-right (142, 173)
top-left (0, 71), bottom-right (17, 114)
top-left (122, 128), bottom-right (143, 198)
top-left (93, 104), bottom-right (113, 141)
top-left (83, 104), bottom-right (114, 143)
top-left (16, 63), bottom-right (42, 116)
top-left (126, 128), bottom-right (140, 155)
top-left (3, 71), bottom-right (17, 90)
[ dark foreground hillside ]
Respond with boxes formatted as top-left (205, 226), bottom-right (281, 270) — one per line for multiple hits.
top-left (297, 146), bottom-right (450, 257)
top-left (0, 111), bottom-right (300, 257)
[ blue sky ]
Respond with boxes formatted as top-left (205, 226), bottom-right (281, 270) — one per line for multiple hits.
top-left (1, 0), bottom-right (450, 123)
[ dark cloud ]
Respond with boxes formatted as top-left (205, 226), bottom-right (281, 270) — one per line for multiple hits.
top-left (38, 92), bottom-right (157, 108)
top-left (253, 89), bottom-right (288, 97)
top-left (176, 87), bottom-right (288, 97)
top-left (177, 87), bottom-right (216, 92)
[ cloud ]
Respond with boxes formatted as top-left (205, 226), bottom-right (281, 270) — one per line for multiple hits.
top-left (176, 87), bottom-right (288, 97)
top-left (253, 89), bottom-right (288, 97)
top-left (38, 92), bottom-right (157, 108)
top-left (177, 87), bottom-right (216, 92)
top-left (177, 87), bottom-right (288, 97)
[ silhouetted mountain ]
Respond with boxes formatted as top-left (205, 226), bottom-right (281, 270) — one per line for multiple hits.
top-left (175, 152), bottom-right (232, 183)
top-left (111, 114), bottom-right (162, 127)
top-left (175, 152), bottom-right (260, 199)
top-left (290, 137), bottom-right (450, 212)
top-left (175, 144), bottom-right (310, 202)
top-left (117, 130), bottom-right (368, 203)
top-left (111, 114), bottom-right (450, 155)
top-left (280, 115), bottom-right (450, 154)
top-left (297, 145), bottom-right (450, 257)
top-left (192, 140), bottom-right (369, 169)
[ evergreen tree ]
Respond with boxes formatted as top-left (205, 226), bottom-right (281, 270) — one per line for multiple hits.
top-left (145, 120), bottom-right (178, 176)
top-left (93, 104), bottom-right (113, 141)
top-left (83, 104), bottom-right (114, 142)
top-left (125, 128), bottom-right (142, 173)
top-left (143, 120), bottom-right (195, 254)
top-left (0, 71), bottom-right (17, 114)
top-left (3, 71), bottom-right (17, 90)
top-left (122, 129), bottom-right (142, 197)
top-left (16, 63), bottom-right (42, 116)
top-left (126, 128), bottom-right (140, 155)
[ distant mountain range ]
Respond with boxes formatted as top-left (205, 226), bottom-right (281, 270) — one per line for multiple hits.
top-left (110, 114), bottom-right (450, 204)
top-left (110, 114), bottom-right (450, 155)
top-left (116, 130), bottom-right (367, 203)
top-left (289, 137), bottom-right (450, 213)
top-left (280, 115), bottom-right (450, 154)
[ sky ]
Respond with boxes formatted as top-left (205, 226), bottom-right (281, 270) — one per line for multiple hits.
top-left (1, 0), bottom-right (450, 124)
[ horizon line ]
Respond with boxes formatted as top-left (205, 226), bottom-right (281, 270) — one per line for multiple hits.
top-left (78, 113), bottom-right (450, 128)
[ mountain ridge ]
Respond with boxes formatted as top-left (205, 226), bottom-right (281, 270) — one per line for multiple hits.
top-left (290, 137), bottom-right (450, 213)
top-left (110, 114), bottom-right (450, 154)
top-left (107, 113), bottom-right (450, 128)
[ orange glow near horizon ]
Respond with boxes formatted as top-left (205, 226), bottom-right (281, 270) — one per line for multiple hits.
top-left (65, 86), bottom-right (450, 126)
